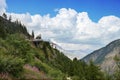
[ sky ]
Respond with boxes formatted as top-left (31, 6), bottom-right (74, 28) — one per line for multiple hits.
top-left (0, 0), bottom-right (120, 59)
top-left (6, 0), bottom-right (120, 22)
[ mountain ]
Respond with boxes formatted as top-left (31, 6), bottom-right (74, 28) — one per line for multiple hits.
top-left (0, 14), bottom-right (72, 79)
top-left (82, 39), bottom-right (120, 73)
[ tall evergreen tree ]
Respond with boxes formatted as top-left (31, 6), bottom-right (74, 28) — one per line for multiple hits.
top-left (9, 15), bottom-right (12, 22)
top-left (87, 60), bottom-right (104, 80)
top-left (0, 25), bottom-right (6, 38)
top-left (0, 18), bottom-right (6, 38)
top-left (2, 13), bottom-right (7, 19)
top-left (32, 30), bottom-right (34, 38)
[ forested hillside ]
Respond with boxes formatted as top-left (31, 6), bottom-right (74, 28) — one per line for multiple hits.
top-left (0, 13), bottom-right (30, 39)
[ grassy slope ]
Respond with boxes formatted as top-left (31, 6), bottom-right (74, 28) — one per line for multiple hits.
top-left (0, 34), bottom-right (71, 79)
top-left (0, 15), bottom-right (71, 79)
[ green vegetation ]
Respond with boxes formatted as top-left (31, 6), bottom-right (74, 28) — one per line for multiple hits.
top-left (0, 14), bottom-right (30, 38)
top-left (0, 14), bottom-right (65, 79)
top-left (0, 54), bottom-right (24, 78)
top-left (0, 33), bottom-right (66, 79)
top-left (68, 58), bottom-right (104, 80)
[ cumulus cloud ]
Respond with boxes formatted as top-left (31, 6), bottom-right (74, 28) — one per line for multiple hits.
top-left (0, 0), bottom-right (6, 15)
top-left (5, 7), bottom-right (120, 59)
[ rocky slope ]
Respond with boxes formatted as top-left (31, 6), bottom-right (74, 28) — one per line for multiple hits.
top-left (82, 39), bottom-right (120, 73)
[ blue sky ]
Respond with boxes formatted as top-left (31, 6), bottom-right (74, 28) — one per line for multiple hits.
top-left (0, 0), bottom-right (120, 59)
top-left (6, 0), bottom-right (120, 22)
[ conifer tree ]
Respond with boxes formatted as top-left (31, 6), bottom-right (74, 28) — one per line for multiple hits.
top-left (87, 60), bottom-right (104, 80)
top-left (32, 30), bottom-right (34, 38)
top-left (2, 13), bottom-right (7, 19)
top-left (9, 15), bottom-right (12, 22)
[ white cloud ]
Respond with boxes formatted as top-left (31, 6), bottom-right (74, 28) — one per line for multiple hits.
top-left (58, 42), bottom-right (94, 51)
top-left (4, 5), bottom-right (120, 59)
top-left (0, 0), bottom-right (6, 15)
top-left (75, 12), bottom-right (101, 40)
top-left (64, 51), bottom-right (88, 60)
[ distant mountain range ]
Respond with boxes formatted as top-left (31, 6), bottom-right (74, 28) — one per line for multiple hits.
top-left (82, 39), bottom-right (120, 73)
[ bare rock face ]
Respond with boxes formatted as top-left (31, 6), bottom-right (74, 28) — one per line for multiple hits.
top-left (82, 39), bottom-right (120, 73)
top-left (100, 48), bottom-right (120, 74)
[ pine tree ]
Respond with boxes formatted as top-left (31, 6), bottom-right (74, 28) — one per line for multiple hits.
top-left (32, 30), bottom-right (34, 38)
top-left (0, 20), bottom-right (6, 38)
top-left (2, 13), bottom-right (7, 19)
top-left (9, 15), bottom-right (12, 22)
top-left (87, 60), bottom-right (104, 80)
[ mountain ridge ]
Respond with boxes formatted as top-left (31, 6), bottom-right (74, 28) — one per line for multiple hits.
top-left (82, 39), bottom-right (120, 73)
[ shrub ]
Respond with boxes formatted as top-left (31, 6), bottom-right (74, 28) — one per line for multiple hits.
top-left (48, 69), bottom-right (64, 80)
top-left (0, 54), bottom-right (25, 78)
top-left (34, 61), bottom-right (47, 73)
